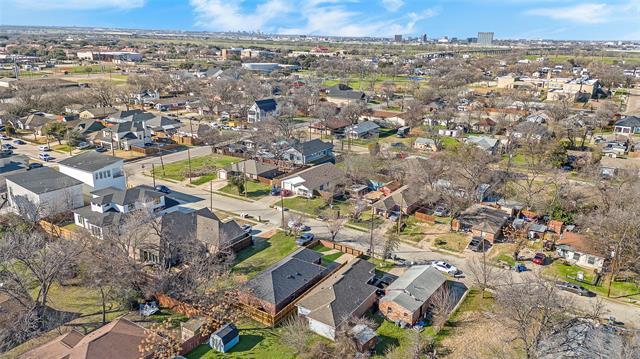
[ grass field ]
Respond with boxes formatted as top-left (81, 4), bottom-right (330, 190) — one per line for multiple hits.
top-left (433, 232), bottom-right (470, 253)
top-left (281, 196), bottom-right (353, 217)
top-left (220, 181), bottom-right (271, 199)
top-left (232, 232), bottom-right (297, 278)
top-left (152, 155), bottom-right (239, 182)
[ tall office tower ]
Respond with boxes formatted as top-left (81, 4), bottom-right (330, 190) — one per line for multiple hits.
top-left (477, 32), bottom-right (494, 46)
top-left (394, 34), bottom-right (403, 42)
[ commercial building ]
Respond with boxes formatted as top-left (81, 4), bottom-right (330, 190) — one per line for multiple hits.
top-left (76, 51), bottom-right (142, 62)
top-left (477, 32), bottom-right (494, 46)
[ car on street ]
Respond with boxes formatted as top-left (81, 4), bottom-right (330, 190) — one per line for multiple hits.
top-left (27, 162), bottom-right (43, 170)
top-left (295, 233), bottom-right (315, 246)
top-left (532, 253), bottom-right (546, 265)
top-left (154, 185), bottom-right (171, 194)
top-left (77, 141), bottom-right (93, 149)
top-left (430, 261), bottom-right (460, 275)
top-left (0, 134), bottom-right (10, 140)
top-left (556, 281), bottom-right (593, 296)
top-left (241, 224), bottom-right (252, 234)
top-left (270, 187), bottom-right (281, 196)
top-left (13, 139), bottom-right (25, 145)
top-left (1, 149), bottom-right (13, 155)
top-left (95, 146), bottom-right (108, 153)
top-left (2, 144), bottom-right (15, 150)
top-left (288, 221), bottom-right (311, 232)
top-left (38, 153), bottom-right (53, 161)
top-left (433, 206), bottom-right (449, 217)
top-left (38, 145), bottom-right (51, 152)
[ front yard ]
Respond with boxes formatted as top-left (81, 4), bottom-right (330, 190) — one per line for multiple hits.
top-left (219, 181), bottom-right (271, 199)
top-left (232, 231), bottom-right (298, 279)
top-left (432, 232), bottom-right (470, 253)
top-left (151, 154), bottom-right (239, 182)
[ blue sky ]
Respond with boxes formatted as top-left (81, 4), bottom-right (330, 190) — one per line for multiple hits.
top-left (1, 0), bottom-right (639, 40)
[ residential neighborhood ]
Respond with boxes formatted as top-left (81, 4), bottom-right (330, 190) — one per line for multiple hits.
top-left (1, 10), bottom-right (640, 359)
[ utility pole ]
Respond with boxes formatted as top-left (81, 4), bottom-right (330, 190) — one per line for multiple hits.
top-left (210, 180), bottom-right (213, 210)
top-left (151, 163), bottom-right (156, 188)
top-left (280, 190), bottom-right (285, 230)
top-left (397, 210), bottom-right (402, 235)
top-left (110, 129), bottom-right (115, 157)
top-left (187, 147), bottom-right (192, 184)
top-left (369, 206), bottom-right (375, 258)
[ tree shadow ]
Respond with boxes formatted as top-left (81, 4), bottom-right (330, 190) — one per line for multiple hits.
top-left (230, 334), bottom-right (264, 353)
top-left (376, 335), bottom-right (399, 354)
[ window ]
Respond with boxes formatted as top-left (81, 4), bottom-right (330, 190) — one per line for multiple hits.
top-left (95, 173), bottom-right (99, 180)
top-left (403, 313), bottom-right (408, 317)
top-left (587, 256), bottom-right (596, 265)
top-left (573, 252), bottom-right (580, 261)
top-left (386, 307), bottom-right (392, 313)
top-left (90, 225), bottom-right (101, 237)
top-left (98, 172), bottom-right (103, 179)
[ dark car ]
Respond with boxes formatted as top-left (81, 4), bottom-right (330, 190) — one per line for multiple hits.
top-left (270, 187), bottom-right (281, 196)
top-left (13, 139), bottom-right (26, 145)
top-left (155, 185), bottom-right (171, 194)
top-left (95, 146), bottom-right (108, 153)
top-left (468, 237), bottom-right (489, 252)
top-left (295, 233), bottom-right (315, 246)
top-left (556, 281), bottom-right (593, 296)
top-left (27, 162), bottom-right (43, 170)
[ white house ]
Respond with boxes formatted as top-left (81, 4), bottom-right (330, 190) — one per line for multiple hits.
top-left (280, 163), bottom-right (345, 198)
top-left (5, 167), bottom-right (83, 219)
top-left (556, 232), bottom-right (605, 270)
top-left (247, 99), bottom-right (278, 123)
top-left (58, 151), bottom-right (126, 192)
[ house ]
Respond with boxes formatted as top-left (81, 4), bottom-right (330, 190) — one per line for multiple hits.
top-left (181, 317), bottom-right (205, 342)
top-left (106, 109), bottom-right (153, 124)
top-left (247, 98), bottom-right (278, 123)
top-left (58, 151), bottom-right (126, 192)
top-left (280, 162), bottom-right (345, 198)
top-left (296, 259), bottom-right (377, 340)
top-left (509, 121), bottom-right (551, 142)
top-left (5, 167), bottom-right (83, 219)
top-left (525, 111), bottom-right (550, 124)
top-left (556, 232), bottom-right (605, 270)
top-left (20, 317), bottom-right (150, 359)
top-left (18, 113), bottom-right (53, 135)
top-left (599, 157), bottom-right (640, 177)
top-left (144, 115), bottom-right (182, 135)
top-left (359, 110), bottom-right (408, 127)
top-left (283, 139), bottom-right (334, 165)
top-left (452, 204), bottom-right (509, 242)
top-left (379, 266), bottom-right (447, 326)
top-left (195, 66), bottom-right (224, 79)
top-left (464, 136), bottom-right (500, 154)
top-left (209, 323), bottom-right (239, 353)
top-left (0, 153), bottom-right (28, 195)
top-left (150, 97), bottom-right (199, 112)
top-left (73, 185), bottom-right (168, 240)
top-left (97, 121), bottom-right (150, 150)
top-left (70, 119), bottom-right (106, 138)
top-left (241, 248), bottom-right (328, 316)
top-left (325, 84), bottom-right (367, 105)
top-left (79, 107), bottom-right (117, 120)
top-left (472, 117), bottom-right (497, 133)
top-left (613, 116), bottom-right (640, 136)
top-left (373, 185), bottom-right (422, 217)
top-left (308, 118), bottom-right (351, 136)
top-left (413, 137), bottom-right (438, 151)
top-left (217, 159), bottom-right (280, 181)
top-left (346, 121), bottom-right (380, 139)
top-left (131, 89), bottom-right (160, 105)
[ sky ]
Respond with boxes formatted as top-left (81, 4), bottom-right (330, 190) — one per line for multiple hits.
top-left (1, 0), bottom-right (639, 40)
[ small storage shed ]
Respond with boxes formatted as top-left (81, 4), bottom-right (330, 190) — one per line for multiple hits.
top-left (209, 323), bottom-right (239, 353)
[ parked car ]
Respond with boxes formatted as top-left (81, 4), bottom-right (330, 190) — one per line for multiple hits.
top-left (241, 224), bottom-right (252, 234)
top-left (77, 141), bottom-right (92, 149)
top-left (430, 261), bottom-right (460, 275)
top-left (288, 220), bottom-right (311, 232)
top-left (27, 162), bottom-right (43, 170)
top-left (468, 237), bottom-right (489, 252)
top-left (556, 281), bottom-right (593, 296)
top-left (95, 146), bottom-right (108, 153)
top-left (295, 233), bottom-right (315, 246)
top-left (270, 187), bottom-right (281, 196)
top-left (38, 153), bottom-right (52, 161)
top-left (2, 144), bottom-right (15, 150)
top-left (0, 134), bottom-right (10, 140)
top-left (281, 189), bottom-right (292, 197)
top-left (13, 139), bottom-right (25, 145)
top-left (532, 252), bottom-right (546, 265)
top-left (154, 185), bottom-right (171, 194)
top-left (1, 149), bottom-right (13, 155)
top-left (38, 145), bottom-right (51, 152)
top-left (433, 206), bottom-right (449, 217)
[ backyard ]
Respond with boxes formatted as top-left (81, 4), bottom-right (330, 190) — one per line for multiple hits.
top-left (151, 154), bottom-right (239, 182)
top-left (232, 231), bottom-right (298, 279)
top-left (219, 181), bottom-right (271, 199)
top-left (281, 196), bottom-right (353, 217)
top-left (432, 232), bottom-right (470, 253)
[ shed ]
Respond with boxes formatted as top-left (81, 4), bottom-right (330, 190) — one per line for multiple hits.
top-left (209, 323), bottom-right (239, 353)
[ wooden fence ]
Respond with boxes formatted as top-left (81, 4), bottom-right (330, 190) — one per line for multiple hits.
top-left (319, 240), bottom-right (363, 257)
top-left (38, 220), bottom-right (81, 240)
top-left (415, 212), bottom-right (436, 224)
top-left (156, 293), bottom-right (200, 318)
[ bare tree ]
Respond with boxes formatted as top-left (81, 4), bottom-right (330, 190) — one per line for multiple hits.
top-left (467, 255), bottom-right (503, 298)
top-left (322, 209), bottom-right (347, 242)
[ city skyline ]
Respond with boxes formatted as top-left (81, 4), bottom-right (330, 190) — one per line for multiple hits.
top-left (1, 0), bottom-right (640, 41)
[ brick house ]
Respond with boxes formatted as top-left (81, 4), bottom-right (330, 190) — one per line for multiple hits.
top-left (379, 266), bottom-right (446, 326)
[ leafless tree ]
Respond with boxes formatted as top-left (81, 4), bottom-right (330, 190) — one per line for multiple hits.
top-left (322, 209), bottom-right (347, 242)
top-left (380, 81), bottom-right (396, 108)
top-left (279, 316), bottom-right (314, 356)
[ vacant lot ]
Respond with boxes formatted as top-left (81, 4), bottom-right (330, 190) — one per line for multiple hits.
top-left (152, 155), bottom-right (239, 182)
top-left (220, 181), bottom-right (271, 199)
top-left (433, 232), bottom-right (470, 253)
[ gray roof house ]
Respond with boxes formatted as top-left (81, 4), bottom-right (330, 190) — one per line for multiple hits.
top-left (284, 139), bottom-right (334, 165)
top-left (296, 259), bottom-right (377, 340)
top-left (454, 204), bottom-right (509, 242)
top-left (464, 136), bottom-right (500, 154)
top-left (217, 159), bottom-right (280, 180)
top-left (242, 248), bottom-right (329, 316)
top-left (248, 98), bottom-right (278, 123)
top-left (379, 266), bottom-right (447, 325)
top-left (5, 167), bottom-right (83, 218)
top-left (325, 84), bottom-right (367, 105)
top-left (280, 162), bottom-right (346, 198)
top-left (373, 185), bottom-right (423, 216)
top-left (58, 151), bottom-right (125, 191)
top-left (613, 115), bottom-right (640, 136)
top-left (346, 121), bottom-right (380, 139)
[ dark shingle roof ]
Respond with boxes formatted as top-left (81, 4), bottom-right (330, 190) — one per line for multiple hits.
top-left (254, 98), bottom-right (278, 112)
top-left (615, 115), bottom-right (640, 128)
top-left (6, 167), bottom-right (81, 194)
top-left (227, 160), bottom-right (278, 176)
top-left (90, 185), bottom-right (164, 207)
top-left (284, 162), bottom-right (345, 191)
top-left (212, 323), bottom-right (238, 343)
top-left (59, 151), bottom-right (122, 172)
top-left (293, 139), bottom-right (333, 156)
top-left (245, 248), bottom-right (325, 307)
top-left (382, 266), bottom-right (446, 312)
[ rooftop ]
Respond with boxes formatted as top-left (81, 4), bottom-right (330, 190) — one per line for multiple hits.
top-left (59, 151), bottom-right (122, 173)
top-left (6, 167), bottom-right (82, 194)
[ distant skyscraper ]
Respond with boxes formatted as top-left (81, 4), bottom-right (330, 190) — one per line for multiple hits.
top-left (421, 34), bottom-right (427, 43)
top-left (394, 34), bottom-right (403, 42)
top-left (477, 32), bottom-right (494, 46)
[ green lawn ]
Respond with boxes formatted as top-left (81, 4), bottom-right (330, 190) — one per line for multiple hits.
top-left (220, 181), bottom-right (271, 199)
top-left (387, 215), bottom-right (425, 243)
top-left (440, 136), bottom-right (461, 151)
top-left (370, 314), bottom-right (435, 357)
top-left (152, 155), bottom-right (239, 182)
top-left (232, 232), bottom-right (297, 278)
top-left (192, 174), bottom-right (216, 185)
top-left (186, 321), bottom-right (295, 359)
top-left (433, 232), bottom-right (469, 253)
top-left (349, 210), bottom-right (384, 230)
top-left (52, 144), bottom-right (73, 153)
top-left (321, 252), bottom-right (344, 266)
top-left (543, 261), bottom-right (640, 300)
top-left (281, 197), bottom-right (353, 217)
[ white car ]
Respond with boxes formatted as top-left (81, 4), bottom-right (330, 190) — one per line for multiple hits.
top-left (38, 145), bottom-right (51, 152)
top-left (431, 261), bottom-right (459, 275)
top-left (38, 153), bottom-right (52, 161)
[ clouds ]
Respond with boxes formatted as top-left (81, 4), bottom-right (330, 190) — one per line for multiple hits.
top-left (526, 1), bottom-right (640, 24)
top-left (11, 0), bottom-right (145, 10)
top-left (189, 0), bottom-right (436, 36)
